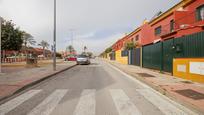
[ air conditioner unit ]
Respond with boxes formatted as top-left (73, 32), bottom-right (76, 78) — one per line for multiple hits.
top-left (180, 24), bottom-right (190, 29)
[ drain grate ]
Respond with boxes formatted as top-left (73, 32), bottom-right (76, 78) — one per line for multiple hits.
top-left (137, 73), bottom-right (155, 77)
top-left (175, 89), bottom-right (204, 100)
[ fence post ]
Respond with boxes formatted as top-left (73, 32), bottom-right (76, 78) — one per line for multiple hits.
top-left (161, 42), bottom-right (164, 72)
top-left (140, 47), bottom-right (143, 68)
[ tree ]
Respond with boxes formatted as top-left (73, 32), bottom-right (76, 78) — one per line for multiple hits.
top-left (22, 32), bottom-right (36, 47)
top-left (84, 46), bottom-right (87, 52)
top-left (87, 52), bottom-right (93, 57)
top-left (66, 45), bottom-right (75, 53)
top-left (22, 32), bottom-right (36, 58)
top-left (38, 40), bottom-right (49, 57)
top-left (56, 52), bottom-right (62, 58)
top-left (105, 47), bottom-right (112, 53)
top-left (124, 42), bottom-right (136, 50)
top-left (1, 20), bottom-right (24, 51)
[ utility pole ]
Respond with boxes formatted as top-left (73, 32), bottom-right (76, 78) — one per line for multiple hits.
top-left (0, 17), bottom-right (2, 73)
top-left (53, 0), bottom-right (56, 71)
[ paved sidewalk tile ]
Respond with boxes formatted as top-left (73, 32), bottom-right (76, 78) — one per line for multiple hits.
top-left (0, 61), bottom-right (76, 101)
top-left (106, 59), bottom-right (204, 114)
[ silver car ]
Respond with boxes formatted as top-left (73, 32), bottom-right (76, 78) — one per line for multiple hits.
top-left (76, 55), bottom-right (91, 65)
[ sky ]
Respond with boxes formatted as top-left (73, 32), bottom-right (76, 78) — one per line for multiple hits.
top-left (0, 0), bottom-right (181, 55)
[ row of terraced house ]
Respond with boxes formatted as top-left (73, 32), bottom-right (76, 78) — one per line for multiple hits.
top-left (102, 0), bottom-right (204, 83)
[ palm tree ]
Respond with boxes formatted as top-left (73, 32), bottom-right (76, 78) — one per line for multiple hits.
top-left (38, 40), bottom-right (49, 58)
top-left (66, 45), bottom-right (74, 53)
top-left (84, 46), bottom-right (87, 52)
top-left (23, 32), bottom-right (36, 47)
top-left (22, 32), bottom-right (36, 59)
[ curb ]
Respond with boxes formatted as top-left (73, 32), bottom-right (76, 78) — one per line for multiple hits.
top-left (0, 64), bottom-right (77, 103)
top-left (107, 61), bottom-right (204, 114)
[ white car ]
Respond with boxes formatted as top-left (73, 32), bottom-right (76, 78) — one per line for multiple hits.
top-left (76, 55), bottom-right (90, 65)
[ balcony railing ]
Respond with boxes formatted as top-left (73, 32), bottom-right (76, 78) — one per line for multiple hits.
top-left (160, 10), bottom-right (204, 37)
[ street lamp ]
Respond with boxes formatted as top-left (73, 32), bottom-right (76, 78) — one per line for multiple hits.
top-left (53, 0), bottom-right (56, 71)
top-left (0, 17), bottom-right (2, 73)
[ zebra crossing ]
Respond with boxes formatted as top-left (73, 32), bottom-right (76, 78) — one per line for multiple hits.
top-left (0, 89), bottom-right (195, 115)
top-left (28, 90), bottom-right (68, 115)
top-left (73, 89), bottom-right (96, 115)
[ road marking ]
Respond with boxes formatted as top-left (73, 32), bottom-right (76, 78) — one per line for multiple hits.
top-left (28, 89), bottom-right (67, 115)
top-left (110, 89), bottom-right (141, 115)
top-left (136, 89), bottom-right (189, 115)
top-left (73, 89), bottom-right (96, 115)
top-left (0, 90), bottom-right (41, 115)
top-left (107, 62), bottom-right (197, 115)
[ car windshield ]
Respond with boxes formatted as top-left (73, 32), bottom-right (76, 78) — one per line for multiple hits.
top-left (77, 55), bottom-right (88, 58)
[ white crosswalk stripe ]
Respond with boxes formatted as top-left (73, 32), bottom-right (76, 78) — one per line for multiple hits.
top-left (0, 88), bottom-right (194, 115)
top-left (27, 89), bottom-right (68, 115)
top-left (73, 89), bottom-right (96, 115)
top-left (110, 89), bottom-right (141, 115)
top-left (0, 90), bottom-right (41, 115)
top-left (136, 89), bottom-right (189, 115)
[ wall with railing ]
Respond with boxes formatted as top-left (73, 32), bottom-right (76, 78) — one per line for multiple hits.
top-left (161, 10), bottom-right (204, 37)
top-left (1, 58), bottom-right (26, 63)
top-left (1, 57), bottom-right (53, 63)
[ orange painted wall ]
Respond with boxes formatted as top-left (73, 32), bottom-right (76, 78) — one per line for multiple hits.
top-left (173, 58), bottom-right (204, 83)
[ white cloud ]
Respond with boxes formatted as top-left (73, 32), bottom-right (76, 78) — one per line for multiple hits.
top-left (0, 0), bottom-right (181, 55)
top-left (74, 32), bottom-right (125, 55)
top-left (76, 32), bottom-right (95, 39)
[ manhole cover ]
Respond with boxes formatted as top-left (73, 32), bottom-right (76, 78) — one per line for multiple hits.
top-left (137, 73), bottom-right (155, 77)
top-left (175, 89), bottom-right (204, 100)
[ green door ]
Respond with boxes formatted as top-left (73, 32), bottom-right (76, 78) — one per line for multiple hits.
top-left (163, 39), bottom-right (174, 73)
top-left (143, 42), bottom-right (162, 70)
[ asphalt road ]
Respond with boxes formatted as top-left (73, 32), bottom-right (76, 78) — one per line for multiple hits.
top-left (0, 59), bottom-right (196, 115)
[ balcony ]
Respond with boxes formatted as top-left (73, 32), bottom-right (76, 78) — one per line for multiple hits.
top-left (160, 10), bottom-right (204, 38)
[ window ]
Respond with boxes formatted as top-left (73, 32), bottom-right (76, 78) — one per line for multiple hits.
top-left (135, 35), bottom-right (139, 41)
top-left (132, 35), bottom-right (139, 42)
top-left (155, 26), bottom-right (162, 35)
top-left (121, 50), bottom-right (128, 57)
top-left (170, 20), bottom-right (174, 32)
top-left (196, 4), bottom-right (204, 21)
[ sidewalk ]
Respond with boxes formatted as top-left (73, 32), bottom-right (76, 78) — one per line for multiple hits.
top-left (1, 59), bottom-right (65, 73)
top-left (0, 61), bottom-right (76, 101)
top-left (106, 59), bottom-right (204, 114)
top-left (2, 59), bottom-right (64, 68)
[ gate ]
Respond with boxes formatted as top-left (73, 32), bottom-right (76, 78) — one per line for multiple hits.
top-left (163, 39), bottom-right (174, 72)
top-left (110, 51), bottom-right (115, 60)
top-left (142, 42), bottom-right (162, 70)
top-left (129, 48), bottom-right (141, 66)
top-left (174, 32), bottom-right (204, 58)
top-left (162, 31), bottom-right (204, 73)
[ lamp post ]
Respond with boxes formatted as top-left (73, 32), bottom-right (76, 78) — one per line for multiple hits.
top-left (53, 0), bottom-right (56, 71)
top-left (0, 17), bottom-right (2, 73)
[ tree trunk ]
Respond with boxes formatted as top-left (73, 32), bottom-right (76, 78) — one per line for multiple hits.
top-left (3, 50), bottom-right (5, 63)
top-left (25, 43), bottom-right (28, 62)
top-left (43, 47), bottom-right (45, 59)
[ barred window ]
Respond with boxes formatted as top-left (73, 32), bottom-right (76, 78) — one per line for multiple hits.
top-left (196, 4), bottom-right (204, 21)
top-left (121, 50), bottom-right (128, 57)
top-left (155, 26), bottom-right (162, 35)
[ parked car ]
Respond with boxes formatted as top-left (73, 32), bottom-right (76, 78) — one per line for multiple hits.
top-left (65, 56), bottom-right (77, 61)
top-left (76, 55), bottom-right (90, 65)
